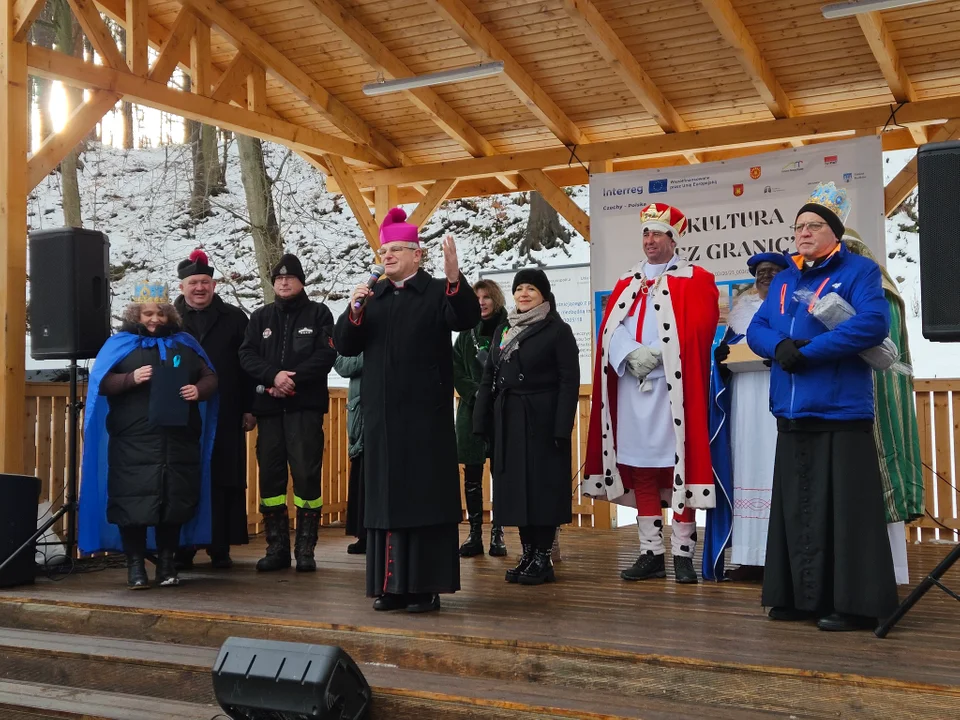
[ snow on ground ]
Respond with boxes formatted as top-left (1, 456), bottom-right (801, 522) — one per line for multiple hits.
top-left (25, 143), bottom-right (957, 378)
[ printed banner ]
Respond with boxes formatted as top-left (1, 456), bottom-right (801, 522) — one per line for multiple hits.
top-left (588, 137), bottom-right (885, 330)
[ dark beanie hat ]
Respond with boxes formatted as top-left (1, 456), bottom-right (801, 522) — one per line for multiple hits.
top-left (796, 203), bottom-right (844, 241)
top-left (271, 253), bottom-right (306, 284)
top-left (177, 249), bottom-right (214, 279)
top-left (512, 268), bottom-right (554, 307)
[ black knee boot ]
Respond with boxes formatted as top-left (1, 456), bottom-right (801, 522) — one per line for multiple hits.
top-left (120, 526), bottom-right (149, 590)
top-left (257, 506), bottom-right (291, 572)
top-left (459, 465), bottom-right (484, 557)
top-left (155, 524), bottom-right (182, 587)
top-left (294, 507), bottom-right (321, 572)
top-left (489, 525), bottom-right (507, 557)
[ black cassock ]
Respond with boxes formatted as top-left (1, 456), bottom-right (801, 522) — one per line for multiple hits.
top-left (334, 270), bottom-right (479, 597)
top-left (175, 294), bottom-right (253, 549)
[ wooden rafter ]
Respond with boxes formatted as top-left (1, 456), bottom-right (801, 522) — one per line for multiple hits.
top-left (519, 170), bottom-right (590, 241)
top-left (66, 0), bottom-right (127, 70)
top-left (353, 94), bottom-right (960, 189)
top-left (856, 11), bottom-right (928, 145)
top-left (180, 0), bottom-right (407, 168)
top-left (301, 0), bottom-right (516, 191)
top-left (424, 0), bottom-right (585, 147)
top-left (12, 0), bottom-right (48, 42)
top-left (885, 119), bottom-right (960, 216)
top-left (211, 53), bottom-right (255, 104)
top-left (27, 44), bottom-right (381, 164)
top-left (409, 180), bottom-right (456, 227)
top-left (698, 0), bottom-right (795, 119)
top-left (125, 0), bottom-right (149, 74)
top-left (148, 7), bottom-right (197, 85)
top-left (325, 155), bottom-right (380, 252)
top-left (29, 91), bottom-right (121, 189)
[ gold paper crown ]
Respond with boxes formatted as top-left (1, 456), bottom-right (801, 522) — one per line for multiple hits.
top-left (132, 281), bottom-right (170, 304)
top-left (807, 182), bottom-right (851, 223)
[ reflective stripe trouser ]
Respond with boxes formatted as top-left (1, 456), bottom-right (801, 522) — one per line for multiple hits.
top-left (256, 410), bottom-right (324, 511)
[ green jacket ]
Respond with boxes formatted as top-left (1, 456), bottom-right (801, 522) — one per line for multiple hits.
top-left (453, 309), bottom-right (506, 465)
top-left (334, 353), bottom-right (363, 458)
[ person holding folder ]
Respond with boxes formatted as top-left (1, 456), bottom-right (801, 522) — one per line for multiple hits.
top-left (79, 281), bottom-right (218, 589)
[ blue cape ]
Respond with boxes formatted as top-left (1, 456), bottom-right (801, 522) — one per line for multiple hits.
top-left (78, 331), bottom-right (219, 555)
top-left (703, 327), bottom-right (737, 581)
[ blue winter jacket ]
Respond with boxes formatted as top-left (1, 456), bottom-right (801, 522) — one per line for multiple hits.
top-left (746, 243), bottom-right (889, 421)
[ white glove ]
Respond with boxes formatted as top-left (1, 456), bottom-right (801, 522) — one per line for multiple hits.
top-left (625, 346), bottom-right (661, 381)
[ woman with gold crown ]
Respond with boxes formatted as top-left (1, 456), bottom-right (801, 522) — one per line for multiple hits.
top-left (79, 281), bottom-right (218, 589)
top-left (746, 182), bottom-right (899, 632)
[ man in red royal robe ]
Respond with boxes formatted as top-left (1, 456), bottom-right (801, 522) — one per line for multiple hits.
top-left (584, 203), bottom-right (719, 584)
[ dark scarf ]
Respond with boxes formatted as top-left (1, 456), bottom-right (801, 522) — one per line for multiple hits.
top-left (275, 290), bottom-right (309, 313)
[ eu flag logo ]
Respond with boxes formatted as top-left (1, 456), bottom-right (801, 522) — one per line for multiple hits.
top-left (648, 179), bottom-right (668, 193)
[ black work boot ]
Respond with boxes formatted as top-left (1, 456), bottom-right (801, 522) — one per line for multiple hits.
top-left (156, 549), bottom-right (180, 587)
top-left (459, 477), bottom-right (484, 557)
top-left (294, 507), bottom-right (321, 572)
top-left (673, 556), bottom-right (698, 584)
top-left (518, 549), bottom-right (556, 585)
top-left (620, 553), bottom-right (666, 581)
top-left (126, 553), bottom-right (149, 590)
top-left (257, 507), bottom-right (291, 572)
top-left (489, 525), bottom-right (507, 557)
top-left (505, 543), bottom-right (533, 583)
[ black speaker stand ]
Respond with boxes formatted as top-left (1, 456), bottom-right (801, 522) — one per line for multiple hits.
top-left (875, 541), bottom-right (960, 638)
top-left (0, 359), bottom-right (82, 577)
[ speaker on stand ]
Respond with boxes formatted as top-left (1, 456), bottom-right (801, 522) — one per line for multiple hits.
top-left (0, 228), bottom-right (111, 582)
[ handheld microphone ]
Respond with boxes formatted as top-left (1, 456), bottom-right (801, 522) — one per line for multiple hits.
top-left (353, 264), bottom-right (385, 310)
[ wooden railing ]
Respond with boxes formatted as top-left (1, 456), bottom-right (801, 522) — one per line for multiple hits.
top-left (21, 383), bottom-right (614, 540)
top-left (24, 381), bottom-right (958, 540)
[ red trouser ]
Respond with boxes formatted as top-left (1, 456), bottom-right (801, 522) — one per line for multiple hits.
top-left (617, 465), bottom-right (695, 523)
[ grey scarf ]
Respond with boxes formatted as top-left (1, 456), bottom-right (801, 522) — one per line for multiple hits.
top-left (499, 302), bottom-right (551, 363)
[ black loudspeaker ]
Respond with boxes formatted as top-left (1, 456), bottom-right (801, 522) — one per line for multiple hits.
top-left (918, 140), bottom-right (960, 342)
top-left (0, 474), bottom-right (41, 588)
top-left (212, 637), bottom-right (371, 720)
top-left (29, 227), bottom-right (110, 360)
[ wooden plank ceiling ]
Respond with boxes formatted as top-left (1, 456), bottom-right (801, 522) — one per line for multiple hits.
top-left (113, 0), bottom-right (960, 188)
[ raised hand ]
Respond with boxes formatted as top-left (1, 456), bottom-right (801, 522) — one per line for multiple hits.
top-left (442, 234), bottom-right (460, 284)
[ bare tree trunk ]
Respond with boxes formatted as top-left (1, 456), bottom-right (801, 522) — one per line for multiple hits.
top-left (238, 135), bottom-right (282, 302)
top-left (117, 23), bottom-right (134, 149)
top-left (521, 192), bottom-right (569, 254)
top-left (219, 129), bottom-right (232, 188)
top-left (202, 124), bottom-right (222, 195)
top-left (54, 0), bottom-right (83, 227)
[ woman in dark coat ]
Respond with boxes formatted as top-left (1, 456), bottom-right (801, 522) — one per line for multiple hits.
top-left (453, 280), bottom-right (508, 558)
top-left (474, 269), bottom-right (580, 585)
top-left (79, 282), bottom-right (218, 590)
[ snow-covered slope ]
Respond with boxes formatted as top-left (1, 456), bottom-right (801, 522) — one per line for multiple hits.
top-left (26, 142), bottom-right (956, 378)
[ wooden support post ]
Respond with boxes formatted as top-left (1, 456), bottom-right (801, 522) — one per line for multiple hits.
top-left (409, 180), bottom-right (456, 227)
top-left (246, 65), bottom-right (266, 114)
top-left (189, 22), bottom-right (211, 96)
top-left (125, 0), bottom-right (149, 75)
top-left (67, 0), bottom-right (126, 70)
top-left (589, 160), bottom-right (612, 175)
top-left (325, 155), bottom-right (380, 254)
top-left (519, 169), bottom-right (590, 242)
top-left (0, 7), bottom-right (29, 473)
top-left (374, 186), bottom-right (398, 226)
top-left (148, 9), bottom-right (196, 85)
top-left (13, 0), bottom-right (48, 42)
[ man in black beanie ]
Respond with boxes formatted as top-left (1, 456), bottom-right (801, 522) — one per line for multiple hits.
top-left (240, 253), bottom-right (337, 572)
top-left (173, 250), bottom-right (254, 570)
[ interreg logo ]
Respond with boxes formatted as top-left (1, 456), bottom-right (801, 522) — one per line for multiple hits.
top-left (648, 178), bottom-right (668, 193)
top-left (601, 184), bottom-right (643, 197)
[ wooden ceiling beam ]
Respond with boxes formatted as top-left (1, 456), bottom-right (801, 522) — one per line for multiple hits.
top-left (409, 179), bottom-right (456, 227)
top-left (856, 11), bottom-right (928, 145)
top-left (27, 44), bottom-right (381, 164)
top-left (353, 95), bottom-right (960, 189)
top-left (698, 0), bottom-right (795, 119)
top-left (67, 0), bottom-right (128, 70)
top-left (325, 155), bottom-right (380, 253)
top-left (12, 0), bottom-right (48, 42)
top-left (180, 0), bottom-right (406, 168)
top-left (424, 0), bottom-right (586, 147)
top-left (885, 119), bottom-right (960, 217)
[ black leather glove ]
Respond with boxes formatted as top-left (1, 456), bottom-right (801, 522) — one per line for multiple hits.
top-left (714, 342), bottom-right (730, 364)
top-left (775, 339), bottom-right (808, 373)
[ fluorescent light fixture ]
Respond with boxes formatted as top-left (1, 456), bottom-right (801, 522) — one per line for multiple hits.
top-left (362, 61), bottom-right (505, 97)
top-left (821, 0), bottom-right (937, 19)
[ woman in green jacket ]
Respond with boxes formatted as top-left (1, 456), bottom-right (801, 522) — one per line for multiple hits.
top-left (454, 280), bottom-right (508, 557)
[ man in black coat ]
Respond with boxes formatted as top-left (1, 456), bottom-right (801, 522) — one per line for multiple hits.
top-left (240, 254), bottom-right (337, 573)
top-left (334, 207), bottom-right (479, 614)
top-left (173, 250), bottom-right (255, 570)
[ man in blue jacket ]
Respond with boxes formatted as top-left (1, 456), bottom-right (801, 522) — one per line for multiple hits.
top-left (747, 182), bottom-right (898, 632)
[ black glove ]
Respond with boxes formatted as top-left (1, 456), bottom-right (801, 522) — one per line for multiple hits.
top-left (713, 342), bottom-right (730, 364)
top-left (775, 339), bottom-right (808, 373)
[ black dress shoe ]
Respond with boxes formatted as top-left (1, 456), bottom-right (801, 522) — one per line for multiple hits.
top-left (372, 594), bottom-right (408, 611)
top-left (208, 552), bottom-right (233, 569)
top-left (407, 593), bottom-right (441, 613)
top-left (673, 556), bottom-right (698, 584)
top-left (817, 612), bottom-right (877, 632)
top-left (620, 553), bottom-right (666, 581)
top-left (768, 606), bottom-right (814, 622)
top-left (347, 538), bottom-right (367, 555)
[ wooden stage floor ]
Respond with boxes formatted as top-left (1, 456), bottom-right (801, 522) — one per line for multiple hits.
top-left (1, 526), bottom-right (959, 718)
